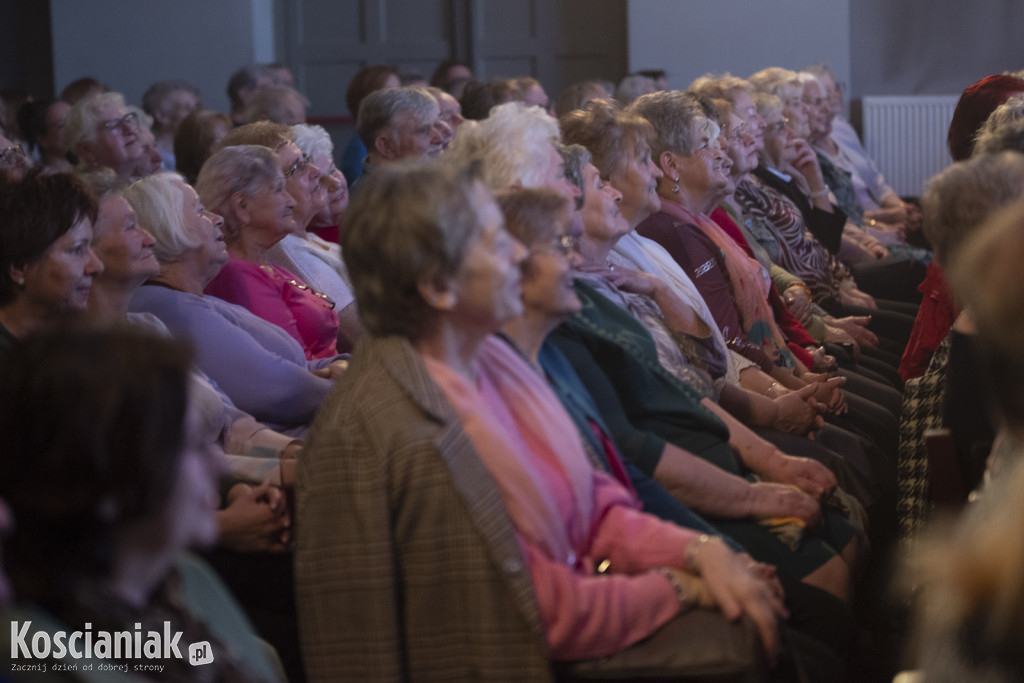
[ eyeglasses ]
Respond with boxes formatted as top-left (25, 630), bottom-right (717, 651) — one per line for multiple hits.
top-left (0, 144), bottom-right (27, 166)
top-left (283, 154), bottom-right (311, 179)
top-left (99, 112), bottom-right (140, 136)
top-left (533, 234), bottom-right (577, 257)
top-left (723, 124), bottom-right (750, 142)
top-left (767, 118), bottom-right (789, 134)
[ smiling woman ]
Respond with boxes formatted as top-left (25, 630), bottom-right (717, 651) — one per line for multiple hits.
top-left (63, 92), bottom-right (144, 182)
top-left (297, 160), bottom-right (785, 681)
top-left (0, 171), bottom-right (101, 353)
top-left (198, 144), bottom-right (340, 360)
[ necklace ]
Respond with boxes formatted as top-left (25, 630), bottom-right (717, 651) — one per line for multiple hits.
top-left (259, 265), bottom-right (336, 309)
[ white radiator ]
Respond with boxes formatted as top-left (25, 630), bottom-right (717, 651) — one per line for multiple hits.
top-left (860, 95), bottom-right (959, 198)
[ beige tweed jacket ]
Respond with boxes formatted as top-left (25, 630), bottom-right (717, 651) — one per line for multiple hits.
top-left (295, 335), bottom-right (555, 682)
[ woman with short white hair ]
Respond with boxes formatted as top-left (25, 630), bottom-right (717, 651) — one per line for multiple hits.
top-left (263, 124), bottom-right (364, 349)
top-left (63, 91), bottom-right (143, 181)
top-left (198, 144), bottom-right (340, 360)
top-left (126, 170), bottom-right (346, 432)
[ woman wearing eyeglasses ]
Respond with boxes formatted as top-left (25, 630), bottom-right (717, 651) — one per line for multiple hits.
top-left (62, 91), bottom-right (143, 182)
top-left (262, 123), bottom-right (366, 352)
top-left (0, 132), bottom-right (33, 180)
top-left (196, 128), bottom-right (340, 361)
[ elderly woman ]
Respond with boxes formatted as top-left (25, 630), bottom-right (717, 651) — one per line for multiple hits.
top-left (0, 171), bottom-right (102, 353)
top-left (628, 91), bottom-right (907, 472)
top-left (801, 74), bottom-right (924, 260)
top-left (735, 94), bottom-right (918, 355)
top-left (292, 123), bottom-right (350, 243)
top-left (0, 325), bottom-right (281, 681)
top-left (63, 91), bottom-right (143, 182)
top-left (498, 185), bottom-right (861, 673)
top-left (126, 171), bottom-right (343, 432)
top-left (805, 66), bottom-right (921, 233)
top-left (83, 167), bottom-right (299, 474)
top-left (629, 92), bottom-right (825, 388)
top-left (560, 102), bottom-right (837, 436)
top-left (197, 141), bottom-right (339, 360)
top-left (173, 108), bottom-right (232, 184)
top-left (544, 142), bottom-right (863, 590)
top-left (263, 124), bottom-right (365, 350)
top-left (712, 97), bottom-right (907, 404)
top-left (297, 160), bottom-right (789, 680)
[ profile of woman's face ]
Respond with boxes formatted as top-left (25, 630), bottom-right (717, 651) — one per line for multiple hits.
top-left (609, 141), bottom-right (662, 227)
top-left (177, 182), bottom-right (227, 283)
top-left (310, 151), bottom-right (348, 228)
top-left (244, 171), bottom-right (297, 242)
top-left (91, 194), bottom-right (160, 285)
top-left (520, 202), bottom-right (581, 321)
top-left (580, 162), bottom-right (629, 246)
top-left (278, 141), bottom-right (325, 231)
top-left (16, 216), bottom-right (103, 313)
top-left (447, 183), bottom-right (527, 331)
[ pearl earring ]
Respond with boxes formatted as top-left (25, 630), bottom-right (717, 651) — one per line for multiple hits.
top-left (672, 176), bottom-right (680, 194)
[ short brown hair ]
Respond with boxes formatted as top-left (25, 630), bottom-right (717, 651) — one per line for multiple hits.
top-left (219, 120), bottom-right (292, 151)
top-left (495, 187), bottom-right (569, 249)
top-left (560, 99), bottom-right (654, 178)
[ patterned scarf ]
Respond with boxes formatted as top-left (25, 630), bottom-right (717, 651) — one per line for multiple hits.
top-left (659, 199), bottom-right (794, 367)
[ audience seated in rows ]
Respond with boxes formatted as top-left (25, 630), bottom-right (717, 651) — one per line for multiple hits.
top-left (13, 54), bottom-right (1024, 683)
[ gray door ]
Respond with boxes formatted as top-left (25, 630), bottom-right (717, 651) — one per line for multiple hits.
top-left (279, 0), bottom-right (626, 121)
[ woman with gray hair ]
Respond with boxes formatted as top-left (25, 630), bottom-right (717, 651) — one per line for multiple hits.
top-left (264, 124), bottom-right (364, 350)
top-left (198, 144), bottom-right (340, 360)
top-left (126, 171), bottom-right (346, 433)
top-left (297, 159), bottom-right (786, 680)
top-left (63, 91), bottom-right (143, 181)
top-left (973, 98), bottom-right (1024, 155)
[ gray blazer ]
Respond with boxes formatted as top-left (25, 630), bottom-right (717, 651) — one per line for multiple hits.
top-left (295, 335), bottom-right (554, 682)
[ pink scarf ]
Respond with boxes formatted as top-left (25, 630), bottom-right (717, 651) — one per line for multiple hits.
top-left (423, 336), bottom-right (622, 565)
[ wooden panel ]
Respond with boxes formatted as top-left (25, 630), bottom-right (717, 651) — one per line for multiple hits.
top-left (300, 0), bottom-right (365, 48)
top-left (475, 0), bottom-right (536, 40)
top-left (283, 0), bottom-right (626, 116)
top-left (480, 57), bottom-right (536, 81)
top-left (305, 62), bottom-right (363, 116)
top-left (383, 0), bottom-right (452, 43)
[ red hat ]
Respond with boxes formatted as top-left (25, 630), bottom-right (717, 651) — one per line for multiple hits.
top-left (948, 74), bottom-right (1024, 161)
